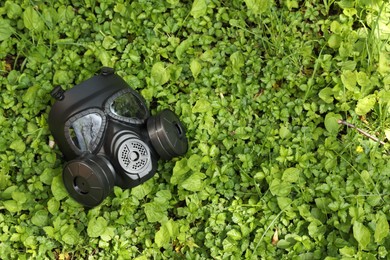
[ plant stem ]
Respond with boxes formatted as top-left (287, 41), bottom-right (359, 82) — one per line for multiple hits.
top-left (337, 119), bottom-right (386, 145)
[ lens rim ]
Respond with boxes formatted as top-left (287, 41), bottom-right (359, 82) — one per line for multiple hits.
top-left (104, 88), bottom-right (150, 125)
top-left (64, 108), bottom-right (107, 155)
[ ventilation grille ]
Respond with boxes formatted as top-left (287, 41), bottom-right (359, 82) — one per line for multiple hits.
top-left (118, 139), bottom-right (150, 173)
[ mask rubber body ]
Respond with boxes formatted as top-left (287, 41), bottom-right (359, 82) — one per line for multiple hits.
top-left (48, 68), bottom-right (188, 207)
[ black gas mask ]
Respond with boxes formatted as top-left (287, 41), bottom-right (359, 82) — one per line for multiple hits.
top-left (48, 68), bottom-right (188, 208)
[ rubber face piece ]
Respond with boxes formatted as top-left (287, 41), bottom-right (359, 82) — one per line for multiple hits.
top-left (147, 109), bottom-right (188, 160)
top-left (62, 154), bottom-right (115, 208)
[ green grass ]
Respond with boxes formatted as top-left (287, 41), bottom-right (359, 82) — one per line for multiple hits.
top-left (0, 0), bottom-right (390, 259)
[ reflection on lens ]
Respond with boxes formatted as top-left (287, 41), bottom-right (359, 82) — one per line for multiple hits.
top-left (70, 113), bottom-right (103, 151)
top-left (110, 92), bottom-right (146, 119)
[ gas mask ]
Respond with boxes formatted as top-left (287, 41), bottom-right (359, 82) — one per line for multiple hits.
top-left (48, 67), bottom-right (188, 208)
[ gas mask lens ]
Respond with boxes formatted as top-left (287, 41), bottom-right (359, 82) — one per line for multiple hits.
top-left (66, 109), bottom-right (106, 154)
top-left (106, 89), bottom-right (149, 124)
top-left (70, 113), bottom-right (103, 151)
top-left (111, 92), bottom-right (144, 118)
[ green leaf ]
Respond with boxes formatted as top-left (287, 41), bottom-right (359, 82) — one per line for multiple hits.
top-left (315, 197), bottom-right (332, 213)
top-left (356, 71), bottom-right (370, 88)
top-left (42, 7), bottom-right (59, 28)
top-left (40, 168), bottom-right (55, 185)
top-left (277, 239), bottom-right (292, 249)
top-left (378, 89), bottom-right (390, 105)
top-left (181, 172), bottom-right (206, 191)
top-left (43, 226), bottom-right (55, 238)
top-left (155, 190), bottom-right (172, 203)
top-left (22, 85), bottom-right (39, 105)
top-left (131, 181), bottom-right (153, 200)
top-left (57, 6), bottom-right (75, 22)
top-left (319, 87), bottom-right (334, 103)
top-left (3, 200), bottom-right (20, 213)
top-left (31, 210), bottom-right (49, 227)
top-left (349, 206), bottom-right (365, 223)
top-left (338, 60), bottom-right (357, 71)
top-left (167, 0), bottom-right (179, 5)
top-left (175, 38), bottom-right (193, 60)
top-left (269, 179), bottom-right (292, 197)
top-left (87, 217), bottom-right (107, 238)
top-left (277, 197), bottom-right (292, 210)
top-left (187, 154), bottom-right (202, 171)
top-left (192, 99), bottom-right (211, 113)
top-left (282, 167), bottom-right (300, 183)
top-left (10, 139), bottom-right (26, 153)
top-left (324, 112), bottom-right (342, 134)
top-left (308, 220), bottom-right (326, 239)
top-left (190, 0), bottom-right (208, 18)
top-left (0, 186), bottom-right (17, 200)
top-left (171, 158), bottom-right (190, 185)
top-left (375, 213), bottom-right (389, 243)
top-left (51, 175), bottom-right (68, 201)
top-left (285, 0), bottom-right (298, 10)
top-left (102, 36), bottom-right (117, 50)
top-left (227, 229), bottom-right (242, 241)
top-left (151, 62), bottom-right (170, 86)
top-left (279, 125), bottom-right (291, 139)
top-left (340, 246), bottom-right (356, 257)
top-left (359, 252), bottom-right (377, 260)
top-left (230, 51), bottom-right (244, 73)
top-left (367, 195), bottom-right (381, 207)
top-left (155, 225), bottom-right (170, 248)
top-left (62, 225), bottom-right (80, 245)
top-left (5, 2), bottom-right (22, 19)
top-left (143, 202), bottom-right (168, 223)
top-left (343, 8), bottom-right (357, 17)
top-left (140, 88), bottom-right (154, 102)
top-left (0, 19), bottom-right (13, 41)
top-left (12, 191), bottom-right (27, 204)
top-left (244, 0), bottom-right (273, 14)
top-left (101, 227), bottom-right (115, 242)
top-left (378, 50), bottom-right (390, 76)
top-left (23, 236), bottom-right (36, 248)
top-left (200, 50), bottom-right (214, 62)
top-left (47, 198), bottom-right (60, 215)
top-left (353, 221), bottom-right (371, 249)
top-left (328, 35), bottom-right (341, 49)
top-left (155, 219), bottom-right (178, 248)
top-left (23, 6), bottom-right (45, 32)
top-left (114, 3), bottom-right (127, 16)
top-left (341, 70), bottom-right (357, 91)
top-left (164, 219), bottom-right (178, 237)
top-left (330, 21), bottom-right (342, 34)
top-left (97, 49), bottom-right (115, 67)
top-left (190, 59), bottom-right (202, 79)
top-left (166, 64), bottom-right (182, 81)
top-left (355, 94), bottom-right (376, 115)
top-left (385, 129), bottom-right (390, 141)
